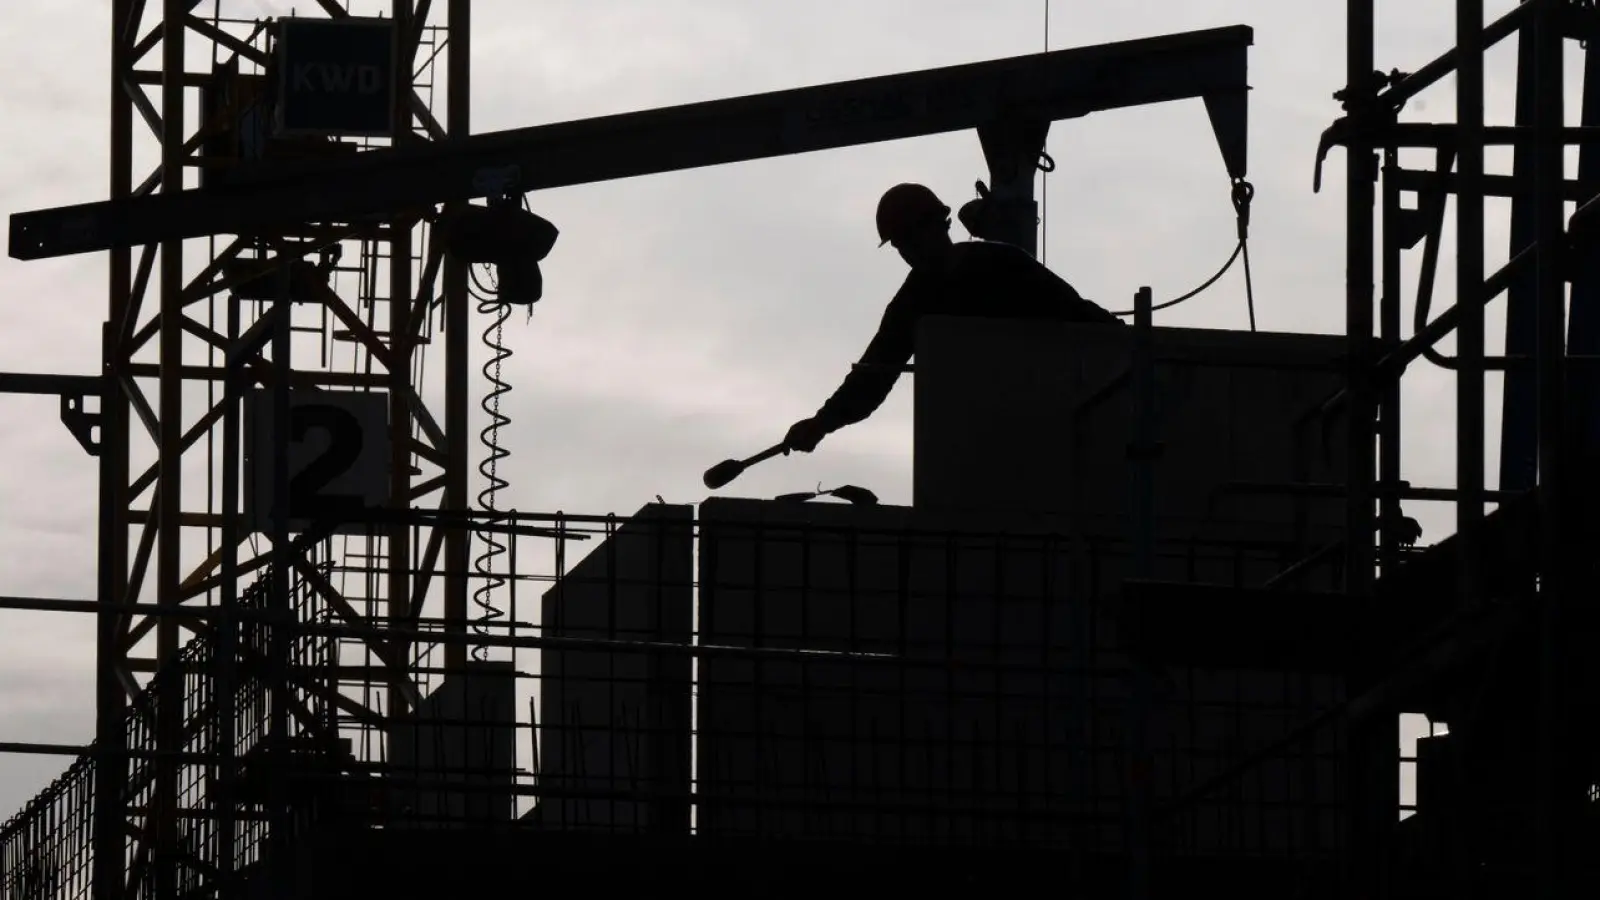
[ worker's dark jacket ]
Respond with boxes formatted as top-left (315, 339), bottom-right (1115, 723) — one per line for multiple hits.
top-left (814, 240), bottom-right (1122, 433)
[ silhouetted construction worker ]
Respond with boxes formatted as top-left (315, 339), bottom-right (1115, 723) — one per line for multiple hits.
top-left (784, 182), bottom-right (1122, 453)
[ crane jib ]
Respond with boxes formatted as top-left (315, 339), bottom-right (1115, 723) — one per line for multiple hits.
top-left (7, 25), bottom-right (1252, 261)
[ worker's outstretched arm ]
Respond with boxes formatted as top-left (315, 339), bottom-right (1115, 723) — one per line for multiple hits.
top-left (786, 300), bottom-right (914, 451)
top-left (1026, 257), bottom-right (1124, 325)
top-left (816, 316), bottom-right (914, 429)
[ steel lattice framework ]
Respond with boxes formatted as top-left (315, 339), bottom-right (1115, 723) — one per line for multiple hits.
top-left (89, 2), bottom-right (473, 897)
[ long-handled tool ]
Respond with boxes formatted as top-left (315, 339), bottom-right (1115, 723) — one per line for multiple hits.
top-left (702, 443), bottom-right (787, 490)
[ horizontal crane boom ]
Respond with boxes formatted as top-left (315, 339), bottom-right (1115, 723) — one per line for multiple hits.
top-left (8, 25), bottom-right (1251, 260)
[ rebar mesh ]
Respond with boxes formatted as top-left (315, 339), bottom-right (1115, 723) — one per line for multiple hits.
top-left (0, 564), bottom-right (333, 899)
top-left (2, 504), bottom-right (1354, 897)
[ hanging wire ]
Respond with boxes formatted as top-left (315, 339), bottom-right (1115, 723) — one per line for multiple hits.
top-left (1235, 178), bottom-right (1258, 330)
top-left (1240, 224), bottom-right (1258, 330)
top-left (1108, 179), bottom-right (1258, 328)
top-left (1031, 0), bottom-right (1257, 330)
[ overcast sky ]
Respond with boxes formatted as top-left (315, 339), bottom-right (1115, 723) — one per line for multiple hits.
top-left (0, 0), bottom-right (1561, 820)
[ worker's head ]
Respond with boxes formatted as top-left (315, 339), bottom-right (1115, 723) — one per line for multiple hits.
top-left (876, 183), bottom-right (953, 269)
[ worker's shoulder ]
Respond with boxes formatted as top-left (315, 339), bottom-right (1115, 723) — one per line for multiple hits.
top-left (952, 238), bottom-right (1035, 266)
top-left (950, 240), bottom-right (1066, 284)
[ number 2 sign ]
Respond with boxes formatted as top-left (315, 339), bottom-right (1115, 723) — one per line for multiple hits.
top-left (243, 388), bottom-right (393, 535)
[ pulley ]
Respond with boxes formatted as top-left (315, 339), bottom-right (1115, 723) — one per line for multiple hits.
top-left (438, 198), bottom-right (559, 305)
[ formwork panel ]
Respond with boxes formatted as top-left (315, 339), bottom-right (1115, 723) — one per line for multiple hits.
top-left (535, 503), bottom-right (694, 833)
top-left (696, 497), bottom-right (1345, 861)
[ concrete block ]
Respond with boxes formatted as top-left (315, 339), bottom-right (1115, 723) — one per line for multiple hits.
top-left (695, 497), bottom-right (1346, 856)
top-left (913, 316), bottom-right (1349, 536)
top-left (535, 503), bottom-right (694, 834)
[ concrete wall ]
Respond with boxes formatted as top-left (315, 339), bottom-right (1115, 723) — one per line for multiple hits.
top-left (535, 503), bottom-right (694, 833)
top-left (696, 497), bottom-right (1345, 857)
top-left (385, 661), bottom-right (518, 826)
top-left (913, 317), bottom-right (1349, 537)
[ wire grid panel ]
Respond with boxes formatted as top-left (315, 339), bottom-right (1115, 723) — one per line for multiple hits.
top-left (693, 498), bottom-right (1347, 858)
top-left (0, 565), bottom-right (339, 900)
top-left (0, 757), bottom-right (93, 900)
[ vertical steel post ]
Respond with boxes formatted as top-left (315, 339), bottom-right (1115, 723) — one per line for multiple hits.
top-left (1454, 4), bottom-right (1487, 892)
top-left (443, 0), bottom-right (472, 669)
top-left (1344, 0), bottom-right (1377, 599)
top-left (1344, 2), bottom-right (1386, 896)
top-left (1559, 29), bottom-right (1600, 894)
top-left (1379, 148), bottom-right (1403, 574)
top-left (1132, 286), bottom-right (1156, 578)
top-left (94, 3), bottom-right (134, 897)
top-left (388, 0), bottom-right (417, 711)
top-left (973, 120), bottom-right (1049, 256)
top-left (266, 259), bottom-right (293, 893)
top-left (153, 2), bottom-right (186, 895)
top-left (1531, 1), bottom-right (1569, 894)
top-left (215, 288), bottom-right (242, 897)
top-left (1498, 10), bottom-right (1541, 493)
top-left (1127, 285), bottom-right (1155, 900)
top-left (1456, 0), bottom-right (1485, 608)
top-left (1575, 9), bottom-right (1600, 459)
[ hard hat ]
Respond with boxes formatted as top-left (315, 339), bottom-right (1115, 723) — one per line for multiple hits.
top-left (876, 183), bottom-right (949, 246)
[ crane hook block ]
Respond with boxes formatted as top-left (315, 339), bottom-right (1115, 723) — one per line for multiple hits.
top-left (439, 203), bottom-right (560, 306)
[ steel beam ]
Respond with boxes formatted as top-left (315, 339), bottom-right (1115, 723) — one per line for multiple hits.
top-left (215, 269), bottom-right (242, 897)
top-left (1456, 0), bottom-right (1485, 608)
top-left (1500, 16), bottom-right (1543, 493)
top-left (1344, 5), bottom-right (1377, 601)
top-left (9, 25), bottom-right (1253, 259)
top-left (1389, 166), bottom-right (1592, 200)
top-left (1531, 2), bottom-right (1572, 894)
top-left (1381, 0), bottom-right (1540, 112)
top-left (148, 4), bottom-right (186, 898)
top-left (387, 0), bottom-right (417, 718)
top-left (442, 0), bottom-right (471, 669)
top-left (1572, 20), bottom-right (1600, 477)
top-left (1342, 3), bottom-right (1391, 897)
top-left (1317, 245), bottom-right (1536, 419)
top-left (0, 372), bottom-right (100, 395)
top-left (1380, 147), bottom-right (1403, 572)
top-left (93, 8), bottom-right (135, 899)
top-left (1450, 13), bottom-right (1487, 891)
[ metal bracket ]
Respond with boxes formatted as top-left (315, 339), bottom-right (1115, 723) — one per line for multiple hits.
top-left (0, 373), bottom-right (104, 457)
top-left (1202, 87), bottom-right (1251, 182)
top-left (1561, 0), bottom-right (1600, 46)
top-left (59, 391), bottom-right (102, 457)
top-left (1394, 206), bottom-right (1434, 250)
top-left (472, 165), bottom-right (523, 204)
top-left (1313, 69), bottom-right (1408, 193)
top-left (963, 117), bottom-right (1052, 255)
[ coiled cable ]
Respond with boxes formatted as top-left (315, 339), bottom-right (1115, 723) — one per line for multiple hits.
top-left (470, 262), bottom-right (512, 661)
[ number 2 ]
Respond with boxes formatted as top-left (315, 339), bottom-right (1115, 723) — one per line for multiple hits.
top-left (288, 403), bottom-right (366, 521)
